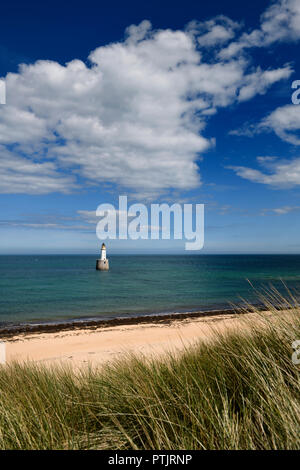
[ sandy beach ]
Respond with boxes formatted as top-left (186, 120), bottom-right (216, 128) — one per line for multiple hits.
top-left (3, 310), bottom-right (267, 368)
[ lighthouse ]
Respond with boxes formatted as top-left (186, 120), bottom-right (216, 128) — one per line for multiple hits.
top-left (96, 243), bottom-right (110, 271)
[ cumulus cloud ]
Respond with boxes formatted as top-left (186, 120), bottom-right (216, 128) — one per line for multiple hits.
top-left (0, 10), bottom-right (295, 196)
top-left (219, 0), bottom-right (300, 59)
top-left (229, 156), bottom-right (300, 188)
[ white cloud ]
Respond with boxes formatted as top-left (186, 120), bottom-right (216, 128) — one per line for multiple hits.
top-left (219, 0), bottom-right (300, 59)
top-left (0, 14), bottom-right (295, 196)
top-left (0, 106), bottom-right (47, 144)
top-left (0, 146), bottom-right (76, 194)
top-left (260, 0), bottom-right (300, 44)
top-left (260, 104), bottom-right (300, 145)
top-left (0, 211), bottom-right (96, 231)
top-left (230, 101), bottom-right (299, 145)
top-left (0, 208), bottom-right (161, 234)
top-left (229, 156), bottom-right (300, 188)
top-left (125, 20), bottom-right (152, 43)
top-left (261, 206), bottom-right (300, 215)
top-left (238, 66), bottom-right (293, 102)
top-left (186, 15), bottom-right (241, 47)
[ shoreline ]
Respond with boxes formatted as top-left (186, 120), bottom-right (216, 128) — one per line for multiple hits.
top-left (0, 305), bottom-right (258, 339)
top-left (4, 308), bottom-right (274, 368)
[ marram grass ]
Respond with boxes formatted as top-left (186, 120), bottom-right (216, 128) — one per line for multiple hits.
top-left (0, 290), bottom-right (299, 450)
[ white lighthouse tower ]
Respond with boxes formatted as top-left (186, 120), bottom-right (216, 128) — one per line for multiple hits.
top-left (96, 243), bottom-right (109, 271)
top-left (101, 243), bottom-right (107, 261)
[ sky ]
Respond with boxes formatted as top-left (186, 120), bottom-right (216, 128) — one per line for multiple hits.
top-left (0, 0), bottom-right (300, 254)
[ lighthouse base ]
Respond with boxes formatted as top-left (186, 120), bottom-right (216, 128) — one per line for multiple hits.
top-left (96, 259), bottom-right (109, 271)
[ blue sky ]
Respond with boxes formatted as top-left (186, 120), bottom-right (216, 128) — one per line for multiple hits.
top-left (0, 0), bottom-right (300, 254)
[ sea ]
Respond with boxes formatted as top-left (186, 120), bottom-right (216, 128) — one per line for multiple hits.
top-left (0, 254), bottom-right (300, 327)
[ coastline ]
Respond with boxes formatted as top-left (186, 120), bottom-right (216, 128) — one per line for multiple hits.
top-left (4, 307), bottom-right (273, 368)
top-left (0, 305), bottom-right (256, 339)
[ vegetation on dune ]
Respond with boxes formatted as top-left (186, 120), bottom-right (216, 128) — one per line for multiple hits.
top-left (0, 289), bottom-right (299, 450)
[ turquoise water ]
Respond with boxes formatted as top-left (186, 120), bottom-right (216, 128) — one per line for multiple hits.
top-left (0, 255), bottom-right (300, 326)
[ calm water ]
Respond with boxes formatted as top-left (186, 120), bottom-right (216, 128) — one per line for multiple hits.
top-left (0, 255), bottom-right (300, 326)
